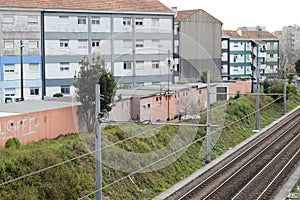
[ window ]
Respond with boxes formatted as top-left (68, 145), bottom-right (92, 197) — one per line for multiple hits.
top-left (30, 88), bottom-right (39, 95)
top-left (136, 40), bottom-right (144, 48)
top-left (60, 40), bottom-right (69, 48)
top-left (152, 40), bottom-right (159, 48)
top-left (91, 40), bottom-right (100, 47)
top-left (78, 16), bottom-right (87, 24)
top-left (234, 66), bottom-right (239, 71)
top-left (4, 41), bottom-right (14, 49)
top-left (29, 63), bottom-right (39, 73)
top-left (78, 39), bottom-right (88, 48)
top-left (151, 18), bottom-right (159, 27)
top-left (123, 17), bottom-right (131, 26)
top-left (92, 17), bottom-right (100, 25)
top-left (59, 16), bottom-right (69, 25)
top-left (4, 64), bottom-right (15, 73)
top-left (135, 18), bottom-right (143, 26)
top-left (233, 42), bottom-right (238, 47)
top-left (28, 41), bottom-right (39, 49)
top-left (3, 15), bottom-right (13, 24)
top-left (270, 54), bottom-right (274, 58)
top-left (136, 61), bottom-right (144, 70)
top-left (233, 55), bottom-right (238, 62)
top-left (28, 16), bottom-right (38, 25)
top-left (5, 89), bottom-right (15, 97)
top-left (270, 65), bottom-right (274, 70)
top-left (123, 62), bottom-right (132, 70)
top-left (60, 63), bottom-right (70, 71)
top-left (61, 85), bottom-right (70, 95)
top-left (152, 61), bottom-right (160, 69)
top-left (123, 40), bottom-right (132, 48)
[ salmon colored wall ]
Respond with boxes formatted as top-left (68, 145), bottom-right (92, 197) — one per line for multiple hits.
top-left (228, 81), bottom-right (252, 99)
top-left (0, 106), bottom-right (78, 147)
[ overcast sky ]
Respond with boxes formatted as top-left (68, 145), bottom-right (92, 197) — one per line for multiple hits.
top-left (159, 0), bottom-right (299, 32)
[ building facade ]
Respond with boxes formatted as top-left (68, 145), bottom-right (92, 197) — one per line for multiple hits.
top-left (0, 10), bottom-right (42, 103)
top-left (174, 9), bottom-right (222, 82)
top-left (222, 30), bottom-right (279, 81)
top-left (0, 0), bottom-right (174, 102)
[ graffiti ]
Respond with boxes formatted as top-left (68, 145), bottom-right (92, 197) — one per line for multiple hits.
top-left (0, 117), bottom-right (40, 140)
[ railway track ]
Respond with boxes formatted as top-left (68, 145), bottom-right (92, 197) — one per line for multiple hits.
top-left (177, 108), bottom-right (300, 200)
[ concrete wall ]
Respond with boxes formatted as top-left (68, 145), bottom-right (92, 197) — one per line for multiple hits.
top-left (0, 106), bottom-right (78, 147)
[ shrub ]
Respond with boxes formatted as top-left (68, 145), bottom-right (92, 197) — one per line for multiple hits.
top-left (5, 137), bottom-right (21, 149)
top-left (53, 93), bottom-right (63, 97)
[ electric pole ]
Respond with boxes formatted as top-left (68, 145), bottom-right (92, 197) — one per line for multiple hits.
top-left (206, 70), bottom-right (211, 164)
top-left (95, 84), bottom-right (102, 200)
top-left (20, 40), bottom-right (24, 101)
top-left (283, 57), bottom-right (287, 114)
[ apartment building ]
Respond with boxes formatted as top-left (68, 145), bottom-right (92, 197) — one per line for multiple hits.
top-left (0, 0), bottom-right (174, 102)
top-left (174, 9), bottom-right (222, 82)
top-left (222, 29), bottom-right (279, 81)
top-left (0, 10), bottom-right (42, 103)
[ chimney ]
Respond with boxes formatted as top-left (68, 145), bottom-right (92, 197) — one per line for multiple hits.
top-left (172, 7), bottom-right (178, 17)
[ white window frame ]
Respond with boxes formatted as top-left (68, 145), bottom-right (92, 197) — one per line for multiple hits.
top-left (60, 62), bottom-right (70, 71)
top-left (152, 61), bottom-right (160, 69)
top-left (4, 64), bottom-right (15, 73)
top-left (136, 40), bottom-right (144, 48)
top-left (59, 40), bottom-right (69, 48)
top-left (135, 18), bottom-right (144, 26)
top-left (123, 17), bottom-right (131, 26)
top-left (91, 40), bottom-right (100, 48)
top-left (3, 15), bottom-right (14, 24)
top-left (61, 85), bottom-right (70, 95)
top-left (28, 16), bottom-right (38, 25)
top-left (78, 39), bottom-right (88, 49)
top-left (5, 88), bottom-right (16, 97)
top-left (28, 41), bottom-right (39, 49)
top-left (78, 16), bottom-right (87, 25)
top-left (123, 62), bottom-right (132, 70)
top-left (151, 18), bottom-right (159, 27)
top-left (29, 63), bottom-right (39, 73)
top-left (123, 40), bottom-right (132, 48)
top-left (91, 16), bottom-right (100, 25)
top-left (59, 16), bottom-right (69, 25)
top-left (30, 88), bottom-right (39, 96)
top-left (4, 41), bottom-right (14, 49)
top-left (136, 61), bottom-right (144, 70)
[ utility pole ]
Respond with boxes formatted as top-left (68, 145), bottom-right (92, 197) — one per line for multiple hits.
top-left (95, 84), bottom-right (102, 200)
top-left (206, 70), bottom-right (211, 164)
top-left (167, 50), bottom-right (170, 121)
top-left (20, 40), bottom-right (24, 101)
top-left (283, 57), bottom-right (287, 114)
top-left (255, 63), bottom-right (260, 131)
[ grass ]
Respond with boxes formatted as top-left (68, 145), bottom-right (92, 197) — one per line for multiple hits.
top-left (0, 89), bottom-right (299, 200)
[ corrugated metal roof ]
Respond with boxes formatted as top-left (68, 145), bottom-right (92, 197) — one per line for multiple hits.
top-left (0, 100), bottom-right (80, 114)
top-left (0, 0), bottom-right (173, 13)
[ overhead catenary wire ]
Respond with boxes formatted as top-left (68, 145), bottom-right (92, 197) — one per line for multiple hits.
top-left (0, 84), bottom-right (285, 188)
top-left (78, 96), bottom-right (283, 199)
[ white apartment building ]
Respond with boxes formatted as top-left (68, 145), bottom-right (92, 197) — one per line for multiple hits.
top-left (0, 0), bottom-right (174, 100)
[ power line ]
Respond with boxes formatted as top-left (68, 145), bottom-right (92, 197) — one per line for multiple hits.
top-left (78, 96), bottom-right (283, 199)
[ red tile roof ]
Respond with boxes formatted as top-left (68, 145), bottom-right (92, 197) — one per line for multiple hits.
top-left (222, 30), bottom-right (278, 40)
top-left (175, 9), bottom-right (200, 22)
top-left (0, 0), bottom-right (173, 13)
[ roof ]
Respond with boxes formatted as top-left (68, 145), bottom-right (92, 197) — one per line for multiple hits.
top-left (222, 30), bottom-right (278, 40)
top-left (175, 9), bottom-right (222, 24)
top-left (0, 100), bottom-right (80, 115)
top-left (175, 9), bottom-right (200, 22)
top-left (0, 0), bottom-right (173, 13)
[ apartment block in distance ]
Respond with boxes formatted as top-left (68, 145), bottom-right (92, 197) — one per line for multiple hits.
top-left (0, 0), bottom-right (174, 101)
top-left (222, 28), bottom-right (279, 81)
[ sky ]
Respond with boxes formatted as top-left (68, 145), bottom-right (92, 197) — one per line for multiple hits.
top-left (159, 0), bottom-right (299, 32)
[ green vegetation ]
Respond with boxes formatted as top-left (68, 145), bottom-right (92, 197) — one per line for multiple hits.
top-left (5, 138), bottom-right (21, 149)
top-left (0, 90), bottom-right (299, 199)
top-left (53, 93), bottom-right (64, 97)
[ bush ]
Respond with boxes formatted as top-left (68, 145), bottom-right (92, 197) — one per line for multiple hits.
top-left (5, 137), bottom-right (21, 149)
top-left (53, 93), bottom-right (63, 97)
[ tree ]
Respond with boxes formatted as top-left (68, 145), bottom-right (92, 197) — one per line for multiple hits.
top-left (295, 59), bottom-right (300, 76)
top-left (74, 55), bottom-right (116, 132)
